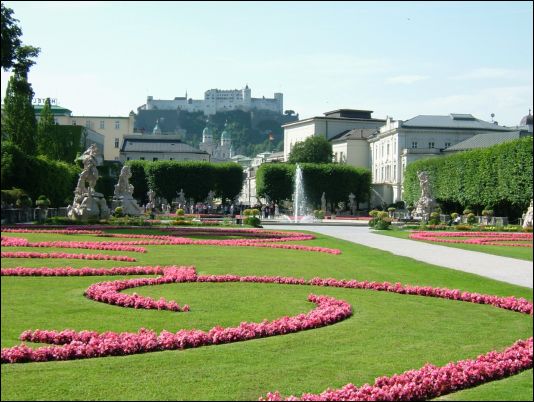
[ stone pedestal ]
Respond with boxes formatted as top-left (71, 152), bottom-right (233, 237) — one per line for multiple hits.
top-left (68, 192), bottom-right (110, 222)
top-left (111, 195), bottom-right (142, 216)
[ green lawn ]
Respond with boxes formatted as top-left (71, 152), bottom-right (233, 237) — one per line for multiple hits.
top-left (376, 228), bottom-right (533, 261)
top-left (1, 229), bottom-right (532, 401)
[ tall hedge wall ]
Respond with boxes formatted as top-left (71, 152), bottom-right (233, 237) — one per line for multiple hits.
top-left (256, 163), bottom-right (371, 208)
top-left (127, 160), bottom-right (244, 204)
top-left (403, 136), bottom-right (533, 217)
top-left (1, 141), bottom-right (80, 206)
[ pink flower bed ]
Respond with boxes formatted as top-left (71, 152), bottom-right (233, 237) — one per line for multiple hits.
top-left (1, 227), bottom-right (339, 254)
top-left (261, 337), bottom-right (533, 401)
top-left (1, 251), bottom-right (136, 262)
top-left (1, 265), bottom-right (169, 276)
top-left (1, 236), bottom-right (147, 253)
top-left (410, 231), bottom-right (533, 248)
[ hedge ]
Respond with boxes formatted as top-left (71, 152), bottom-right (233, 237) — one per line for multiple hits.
top-left (128, 160), bottom-right (244, 204)
top-left (1, 141), bottom-right (80, 207)
top-left (403, 137), bottom-right (533, 217)
top-left (256, 163), bottom-right (371, 208)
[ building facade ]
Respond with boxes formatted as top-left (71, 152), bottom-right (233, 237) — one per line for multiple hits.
top-left (282, 109), bottom-right (386, 161)
top-left (120, 135), bottom-right (210, 163)
top-left (139, 85), bottom-right (283, 116)
top-left (368, 114), bottom-right (517, 204)
top-left (198, 121), bottom-right (233, 162)
top-left (32, 105), bottom-right (136, 162)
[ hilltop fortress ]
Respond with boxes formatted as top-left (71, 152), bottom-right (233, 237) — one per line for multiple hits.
top-left (138, 85), bottom-right (283, 116)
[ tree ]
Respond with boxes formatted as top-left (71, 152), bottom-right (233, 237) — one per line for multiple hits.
top-left (37, 98), bottom-right (55, 155)
top-left (3, 75), bottom-right (37, 155)
top-left (288, 136), bottom-right (333, 164)
top-left (1, 3), bottom-right (40, 156)
top-left (1, 2), bottom-right (22, 70)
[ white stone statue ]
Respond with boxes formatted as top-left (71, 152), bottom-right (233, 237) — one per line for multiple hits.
top-left (348, 193), bottom-right (356, 215)
top-left (321, 192), bottom-right (327, 212)
top-left (147, 189), bottom-right (156, 210)
top-left (413, 171), bottom-right (438, 221)
top-left (177, 189), bottom-right (186, 208)
top-left (522, 199), bottom-right (533, 228)
top-left (206, 190), bottom-right (216, 209)
top-left (111, 165), bottom-right (142, 216)
top-left (67, 144), bottom-right (110, 221)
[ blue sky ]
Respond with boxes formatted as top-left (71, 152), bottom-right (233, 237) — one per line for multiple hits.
top-left (1, 1), bottom-right (532, 126)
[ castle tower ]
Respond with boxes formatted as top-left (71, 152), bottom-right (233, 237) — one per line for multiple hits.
top-left (243, 84), bottom-right (251, 107)
top-left (202, 119), bottom-right (213, 144)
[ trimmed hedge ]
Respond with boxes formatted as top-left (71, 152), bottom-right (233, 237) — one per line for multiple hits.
top-left (1, 141), bottom-right (80, 207)
top-left (256, 163), bottom-right (371, 208)
top-left (127, 160), bottom-right (244, 204)
top-left (403, 137), bottom-right (533, 218)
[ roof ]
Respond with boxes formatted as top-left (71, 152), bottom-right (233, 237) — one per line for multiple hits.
top-left (323, 109), bottom-right (374, 119)
top-left (33, 105), bottom-right (72, 116)
top-left (329, 128), bottom-right (377, 142)
top-left (443, 131), bottom-right (528, 152)
top-left (282, 115), bottom-right (386, 128)
top-left (401, 114), bottom-right (513, 131)
top-left (121, 136), bottom-right (208, 154)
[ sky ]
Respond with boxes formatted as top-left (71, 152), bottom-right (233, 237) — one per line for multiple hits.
top-left (1, 1), bottom-right (533, 126)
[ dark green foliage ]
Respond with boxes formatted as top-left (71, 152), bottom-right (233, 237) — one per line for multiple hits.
top-left (95, 162), bottom-right (122, 200)
top-left (38, 123), bottom-right (84, 163)
top-left (1, 3), bottom-right (22, 70)
top-left (1, 188), bottom-right (27, 206)
top-left (256, 163), bottom-right (295, 203)
top-left (126, 160), bottom-right (150, 205)
top-left (256, 163), bottom-right (371, 208)
top-left (403, 137), bottom-right (533, 220)
top-left (213, 162), bottom-right (245, 204)
top-left (2, 75), bottom-right (37, 155)
top-left (1, 141), bottom-right (80, 206)
top-left (142, 161), bottom-right (244, 204)
top-left (288, 136), bottom-right (333, 164)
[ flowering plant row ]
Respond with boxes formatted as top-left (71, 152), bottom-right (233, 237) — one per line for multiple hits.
top-left (1, 236), bottom-right (147, 253)
top-left (261, 337), bottom-right (533, 401)
top-left (410, 231), bottom-right (533, 248)
top-left (1, 265), bottom-right (169, 276)
top-left (0, 252), bottom-right (136, 262)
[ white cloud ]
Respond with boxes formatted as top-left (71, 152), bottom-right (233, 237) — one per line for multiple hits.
top-left (386, 75), bottom-right (429, 84)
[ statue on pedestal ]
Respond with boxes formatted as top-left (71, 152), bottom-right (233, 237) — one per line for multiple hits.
top-left (321, 192), bottom-right (327, 213)
top-left (348, 193), bottom-right (356, 215)
top-left (413, 171), bottom-right (438, 221)
top-left (67, 144), bottom-right (110, 221)
top-left (522, 199), bottom-right (533, 228)
top-left (111, 165), bottom-right (142, 216)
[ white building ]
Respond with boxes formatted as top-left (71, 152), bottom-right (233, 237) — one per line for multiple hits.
top-left (368, 114), bottom-right (517, 204)
top-left (282, 109), bottom-right (386, 161)
top-left (139, 85), bottom-right (283, 116)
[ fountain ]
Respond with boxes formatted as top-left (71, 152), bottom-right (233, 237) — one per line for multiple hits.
top-left (281, 164), bottom-right (316, 223)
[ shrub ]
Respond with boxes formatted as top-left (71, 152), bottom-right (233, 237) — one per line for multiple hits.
top-left (467, 213), bottom-right (477, 224)
top-left (451, 212), bottom-right (459, 220)
top-left (244, 216), bottom-right (262, 227)
top-left (314, 210), bottom-right (325, 219)
top-left (244, 209), bottom-right (260, 217)
top-left (369, 210), bottom-right (380, 218)
top-left (176, 208), bottom-right (185, 216)
top-left (374, 218), bottom-right (392, 230)
top-left (428, 212), bottom-right (441, 225)
top-left (114, 207), bottom-right (124, 217)
top-left (36, 195), bottom-right (51, 208)
top-left (16, 195), bottom-right (32, 208)
top-left (1, 188), bottom-right (26, 206)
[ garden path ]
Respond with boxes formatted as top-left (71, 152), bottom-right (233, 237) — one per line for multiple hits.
top-left (267, 225), bottom-right (533, 289)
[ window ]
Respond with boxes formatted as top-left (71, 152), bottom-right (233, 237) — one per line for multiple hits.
top-left (140, 157), bottom-right (145, 160)
top-left (153, 157), bottom-right (158, 161)
top-left (411, 141), bottom-right (418, 149)
top-left (114, 138), bottom-right (119, 148)
top-left (85, 120), bottom-right (91, 128)
top-left (126, 157), bottom-right (130, 161)
top-left (387, 144), bottom-right (390, 155)
top-left (445, 142), bottom-right (451, 148)
top-left (115, 121), bottom-right (120, 129)
top-left (170, 158), bottom-right (173, 161)
top-left (428, 142), bottom-right (435, 148)
top-left (100, 120), bottom-right (105, 129)
top-left (72, 120), bottom-right (77, 126)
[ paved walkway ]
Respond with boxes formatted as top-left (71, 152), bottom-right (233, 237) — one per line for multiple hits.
top-left (266, 224), bottom-right (533, 289)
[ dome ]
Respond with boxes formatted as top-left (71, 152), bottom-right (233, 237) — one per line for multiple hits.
top-left (520, 109), bottom-right (533, 126)
top-left (221, 129), bottom-right (230, 140)
top-left (202, 126), bottom-right (211, 136)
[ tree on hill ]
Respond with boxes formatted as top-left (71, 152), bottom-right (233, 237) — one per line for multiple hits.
top-left (288, 136), bottom-right (333, 164)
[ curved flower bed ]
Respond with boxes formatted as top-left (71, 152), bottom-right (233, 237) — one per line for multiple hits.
top-left (1, 226), bottom-right (533, 400)
top-left (410, 231), bottom-right (533, 247)
top-left (1, 227), bottom-right (340, 255)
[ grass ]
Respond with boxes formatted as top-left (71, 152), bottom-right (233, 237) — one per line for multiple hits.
top-left (1, 228), bottom-right (533, 401)
top-left (375, 227), bottom-right (533, 261)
